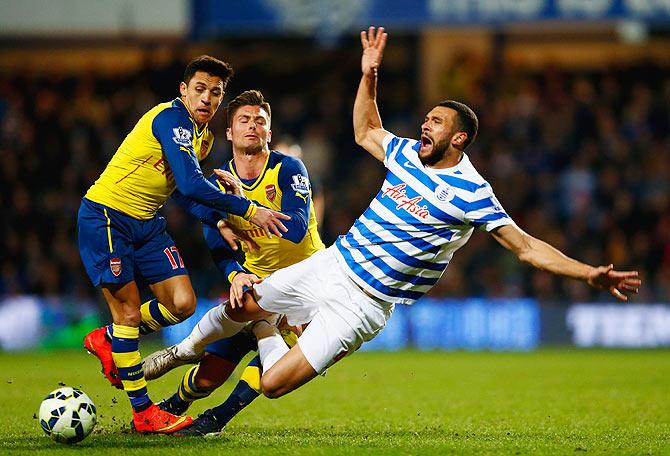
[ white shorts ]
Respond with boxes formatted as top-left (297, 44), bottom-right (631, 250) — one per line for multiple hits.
top-left (253, 246), bottom-right (394, 373)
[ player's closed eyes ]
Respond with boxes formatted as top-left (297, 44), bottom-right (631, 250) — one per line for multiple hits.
top-left (239, 117), bottom-right (266, 125)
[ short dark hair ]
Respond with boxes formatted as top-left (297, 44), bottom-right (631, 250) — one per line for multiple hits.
top-left (437, 100), bottom-right (478, 149)
top-left (226, 90), bottom-right (271, 126)
top-left (183, 55), bottom-right (234, 86)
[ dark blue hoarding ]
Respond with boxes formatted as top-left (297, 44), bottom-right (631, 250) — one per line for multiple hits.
top-left (192, 0), bottom-right (670, 38)
top-left (163, 297), bottom-right (541, 351)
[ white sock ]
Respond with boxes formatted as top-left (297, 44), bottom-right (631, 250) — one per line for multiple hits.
top-left (257, 333), bottom-right (289, 372)
top-left (176, 303), bottom-right (245, 357)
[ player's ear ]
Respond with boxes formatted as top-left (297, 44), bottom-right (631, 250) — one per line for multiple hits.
top-left (179, 81), bottom-right (187, 97)
top-left (226, 127), bottom-right (232, 140)
top-left (267, 129), bottom-right (272, 144)
top-left (452, 132), bottom-right (467, 147)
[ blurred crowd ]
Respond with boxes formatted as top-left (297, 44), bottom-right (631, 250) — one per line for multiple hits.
top-left (1, 41), bottom-right (668, 304)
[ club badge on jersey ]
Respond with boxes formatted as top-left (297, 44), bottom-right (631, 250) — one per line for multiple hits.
top-left (110, 258), bottom-right (122, 277)
top-left (265, 184), bottom-right (276, 202)
top-left (200, 139), bottom-right (210, 157)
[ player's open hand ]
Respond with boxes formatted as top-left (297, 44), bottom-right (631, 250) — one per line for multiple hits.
top-left (230, 272), bottom-right (262, 308)
top-left (251, 207), bottom-right (290, 238)
top-left (360, 26), bottom-right (387, 77)
top-left (213, 168), bottom-right (244, 196)
top-left (217, 219), bottom-right (260, 252)
top-left (586, 264), bottom-right (641, 301)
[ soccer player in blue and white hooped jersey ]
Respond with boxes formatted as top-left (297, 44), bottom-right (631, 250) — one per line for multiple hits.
top-left (143, 27), bottom-right (642, 401)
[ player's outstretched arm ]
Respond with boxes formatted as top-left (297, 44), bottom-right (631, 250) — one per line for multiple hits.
top-left (353, 26), bottom-right (390, 162)
top-left (491, 224), bottom-right (641, 301)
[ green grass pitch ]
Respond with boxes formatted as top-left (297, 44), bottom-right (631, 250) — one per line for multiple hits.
top-left (1, 348), bottom-right (668, 455)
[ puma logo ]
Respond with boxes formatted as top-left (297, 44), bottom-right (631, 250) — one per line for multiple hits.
top-left (295, 192), bottom-right (308, 204)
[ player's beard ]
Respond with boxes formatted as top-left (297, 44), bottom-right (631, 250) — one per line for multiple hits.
top-left (419, 137), bottom-right (449, 167)
top-left (240, 145), bottom-right (263, 155)
top-left (237, 139), bottom-right (265, 156)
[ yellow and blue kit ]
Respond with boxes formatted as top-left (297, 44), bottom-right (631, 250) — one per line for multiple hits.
top-left (196, 150), bottom-right (324, 365)
top-left (78, 98), bottom-right (252, 287)
top-left (175, 151), bottom-right (323, 406)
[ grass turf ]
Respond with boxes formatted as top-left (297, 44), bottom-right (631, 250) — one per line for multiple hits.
top-left (0, 348), bottom-right (668, 455)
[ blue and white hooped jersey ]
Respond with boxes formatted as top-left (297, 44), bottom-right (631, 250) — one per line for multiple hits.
top-left (335, 133), bottom-right (514, 305)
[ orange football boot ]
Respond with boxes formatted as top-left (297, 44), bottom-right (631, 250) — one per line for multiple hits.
top-left (84, 327), bottom-right (123, 389)
top-left (132, 404), bottom-right (193, 434)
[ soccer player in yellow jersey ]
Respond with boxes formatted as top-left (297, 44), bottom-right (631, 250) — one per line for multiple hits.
top-left (77, 56), bottom-right (289, 434)
top-left (144, 90), bottom-right (324, 436)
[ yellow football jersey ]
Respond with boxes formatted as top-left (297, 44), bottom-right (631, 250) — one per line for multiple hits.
top-left (223, 151), bottom-right (324, 278)
top-left (85, 98), bottom-right (214, 220)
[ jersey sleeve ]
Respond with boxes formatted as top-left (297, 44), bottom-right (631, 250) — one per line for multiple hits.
top-left (152, 109), bottom-right (253, 218)
top-left (463, 184), bottom-right (514, 232)
top-left (382, 133), bottom-right (402, 168)
top-left (171, 189), bottom-right (225, 227)
top-left (276, 156), bottom-right (311, 244)
top-left (202, 223), bottom-right (246, 283)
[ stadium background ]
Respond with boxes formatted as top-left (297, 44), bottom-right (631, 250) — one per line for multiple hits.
top-left (1, 0), bottom-right (669, 352)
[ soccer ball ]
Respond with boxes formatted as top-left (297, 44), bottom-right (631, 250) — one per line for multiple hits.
top-left (38, 387), bottom-right (97, 444)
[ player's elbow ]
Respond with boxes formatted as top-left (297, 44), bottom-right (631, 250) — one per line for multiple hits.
top-left (175, 177), bottom-right (203, 200)
top-left (514, 233), bottom-right (540, 267)
top-left (283, 223), bottom-right (308, 244)
top-left (178, 183), bottom-right (198, 199)
top-left (516, 240), bottom-right (541, 268)
top-left (354, 130), bottom-right (368, 147)
top-left (517, 248), bottom-right (534, 266)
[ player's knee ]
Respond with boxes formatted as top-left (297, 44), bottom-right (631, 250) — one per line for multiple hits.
top-left (260, 373), bottom-right (284, 399)
top-left (170, 288), bottom-right (196, 320)
top-left (118, 308), bottom-right (141, 327)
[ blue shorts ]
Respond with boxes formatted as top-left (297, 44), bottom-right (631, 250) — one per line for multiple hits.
top-left (77, 198), bottom-right (188, 286)
top-left (205, 332), bottom-right (256, 364)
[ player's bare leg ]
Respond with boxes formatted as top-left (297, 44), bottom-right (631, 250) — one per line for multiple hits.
top-left (195, 354), bottom-right (237, 391)
top-left (87, 281), bottom-right (192, 433)
top-left (253, 321), bottom-right (318, 398)
top-left (148, 274), bottom-right (197, 322)
top-left (130, 275), bottom-right (197, 336)
top-left (84, 281), bottom-right (142, 389)
top-left (143, 293), bottom-right (271, 380)
top-left (102, 281), bottom-right (142, 327)
top-left (157, 353), bottom-right (237, 415)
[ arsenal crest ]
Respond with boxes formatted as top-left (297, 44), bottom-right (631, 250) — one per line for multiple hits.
top-left (200, 139), bottom-right (209, 157)
top-left (265, 184), bottom-right (276, 202)
top-left (110, 258), bottom-right (122, 277)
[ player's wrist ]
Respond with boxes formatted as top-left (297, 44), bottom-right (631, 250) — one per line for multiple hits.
top-left (227, 270), bottom-right (240, 283)
top-left (243, 203), bottom-right (258, 222)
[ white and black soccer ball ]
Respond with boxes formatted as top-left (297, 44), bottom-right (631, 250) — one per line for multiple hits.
top-left (38, 387), bottom-right (97, 444)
